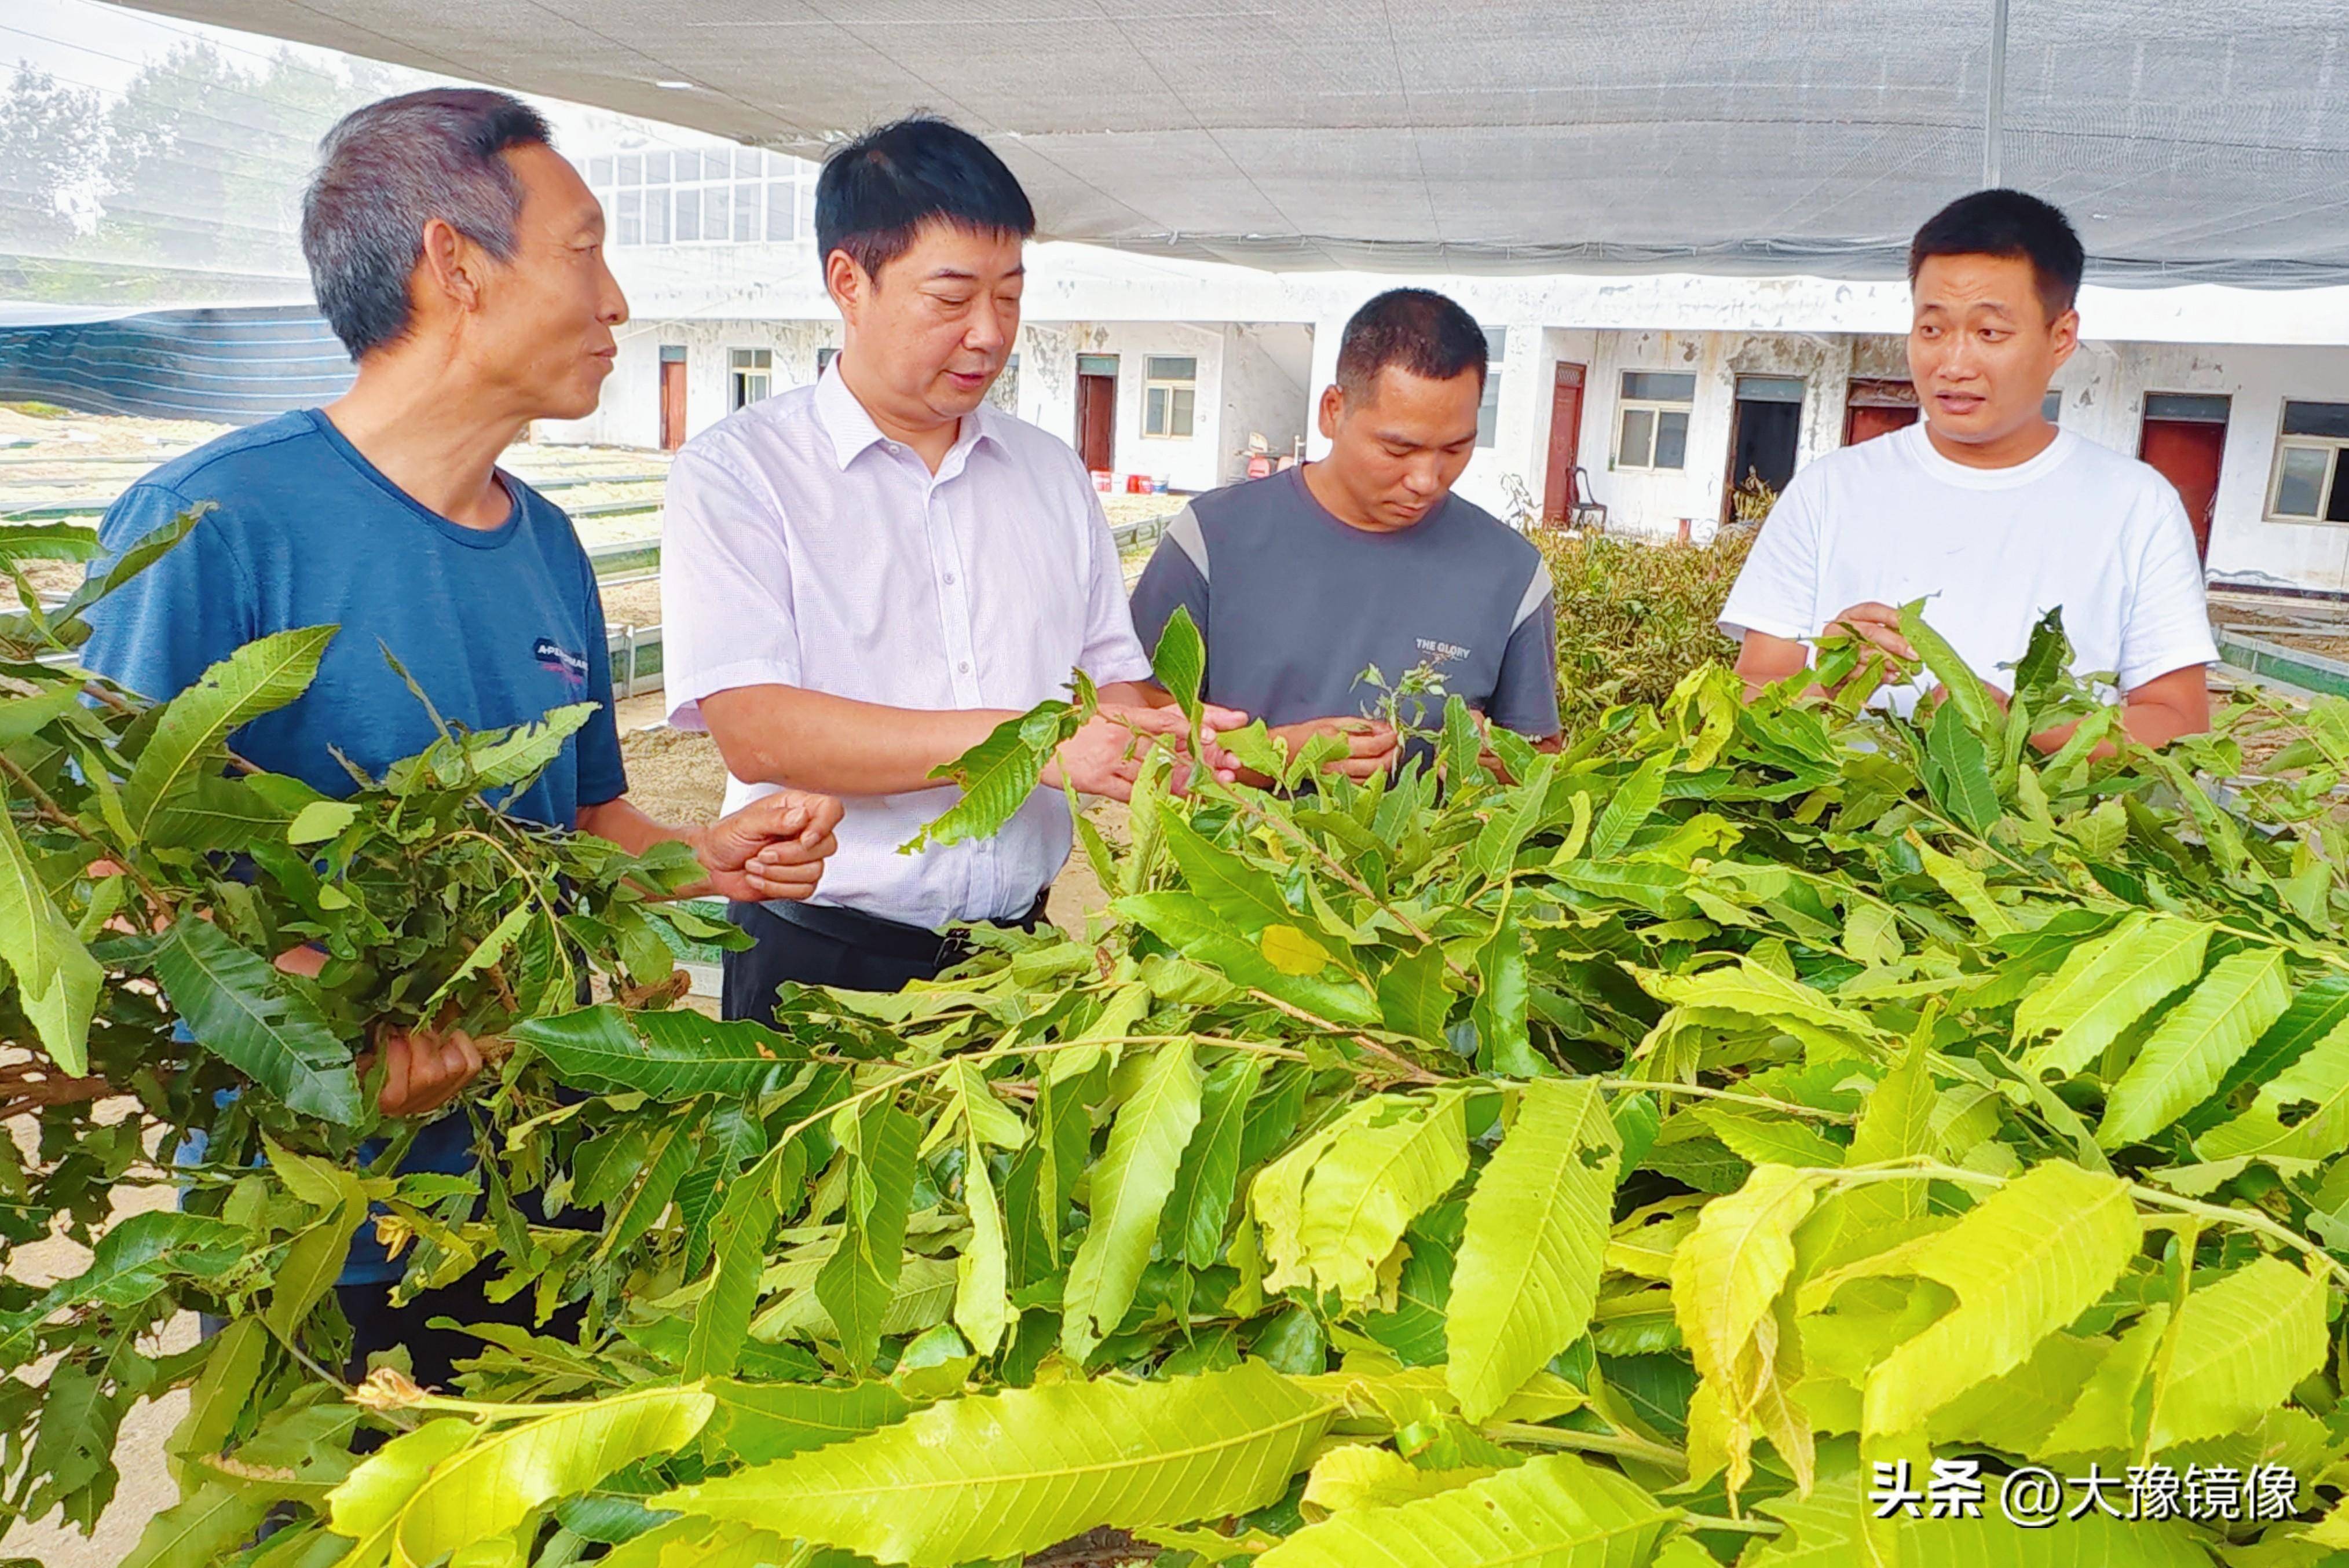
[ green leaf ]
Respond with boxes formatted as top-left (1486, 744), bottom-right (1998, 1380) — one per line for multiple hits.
top-left (1115, 890), bottom-right (1378, 1025)
top-left (1473, 910), bottom-right (1541, 1076)
top-left (264, 1163), bottom-right (369, 1339)
top-left (901, 697), bottom-right (1083, 853)
top-left (1151, 603), bottom-right (1206, 730)
top-left (2013, 913), bottom-right (2210, 1078)
top-left (1062, 1042), bottom-right (1205, 1359)
top-left (0, 1210), bottom-right (246, 1358)
top-left (52, 503), bottom-right (206, 628)
top-left (1641, 960), bottom-right (1882, 1045)
top-left (2007, 607), bottom-right (2073, 708)
top-left (147, 773), bottom-right (301, 852)
top-left (1377, 946), bottom-right (1452, 1044)
top-left (1258, 1089), bottom-right (1470, 1310)
top-left (1898, 600), bottom-right (1999, 738)
top-left (1861, 1161), bottom-right (2141, 1437)
top-left (1588, 757), bottom-right (1664, 860)
top-left (657, 1364), bottom-right (1332, 1568)
top-left (0, 521), bottom-right (101, 565)
top-left (2146, 1256), bottom-right (2328, 1449)
top-left (1446, 1079), bottom-right (1620, 1422)
top-left (2189, 972), bottom-right (2349, 1135)
top-left (1909, 836), bottom-right (2008, 936)
top-left (2197, 1003), bottom-right (2349, 1161)
top-left (601, 1104), bottom-right (701, 1261)
top-left (1439, 695), bottom-right (1485, 791)
top-left (1160, 812), bottom-right (1291, 934)
top-left (120, 1482), bottom-right (272, 1568)
top-left (371, 1385), bottom-right (714, 1567)
top-left (707, 1379), bottom-right (914, 1464)
top-left (1471, 753), bottom-right (1558, 879)
top-left (151, 916), bottom-right (359, 1124)
top-left (1670, 1163), bottom-right (1823, 1489)
top-left (1164, 1055), bottom-right (1264, 1269)
top-left (682, 1144), bottom-right (790, 1380)
top-left (514, 1006), bottom-right (807, 1099)
top-left (414, 702), bottom-right (598, 794)
top-left (817, 1101), bottom-right (921, 1370)
top-left (2098, 949), bottom-right (2292, 1148)
top-left (1923, 699), bottom-right (2000, 835)
top-left (120, 625), bottom-right (335, 840)
top-left (0, 792), bottom-right (102, 1075)
top-left (287, 799), bottom-right (360, 845)
top-left (1256, 1453), bottom-right (1668, 1568)
top-left (954, 1117), bottom-right (1011, 1356)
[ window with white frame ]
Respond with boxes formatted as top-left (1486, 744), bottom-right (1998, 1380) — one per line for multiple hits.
top-left (1616, 371), bottom-right (1696, 471)
top-left (579, 145), bottom-right (811, 248)
top-left (729, 348), bottom-right (772, 410)
top-left (1476, 328), bottom-right (1507, 448)
top-left (1144, 356), bottom-right (1198, 439)
top-left (2268, 400), bottom-right (2349, 523)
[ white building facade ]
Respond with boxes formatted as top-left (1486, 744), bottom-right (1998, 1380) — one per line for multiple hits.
top-left (544, 135), bottom-right (2349, 594)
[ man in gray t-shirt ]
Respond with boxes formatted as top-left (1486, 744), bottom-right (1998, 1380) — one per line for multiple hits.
top-left (1131, 288), bottom-right (1559, 781)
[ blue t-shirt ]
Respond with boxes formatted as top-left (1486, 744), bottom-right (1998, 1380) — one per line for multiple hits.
top-left (84, 408), bottom-right (628, 1283)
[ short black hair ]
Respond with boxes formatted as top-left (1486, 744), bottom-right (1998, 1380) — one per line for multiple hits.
top-left (1336, 288), bottom-right (1488, 399)
top-left (1908, 188), bottom-right (2085, 322)
top-left (815, 115), bottom-right (1036, 283)
top-left (303, 88), bottom-right (553, 357)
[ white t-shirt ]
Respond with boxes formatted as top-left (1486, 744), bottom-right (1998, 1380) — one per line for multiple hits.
top-left (1718, 422), bottom-right (2217, 708)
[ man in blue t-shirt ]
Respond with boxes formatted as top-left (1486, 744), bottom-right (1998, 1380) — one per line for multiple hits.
top-left (83, 89), bottom-right (843, 1386)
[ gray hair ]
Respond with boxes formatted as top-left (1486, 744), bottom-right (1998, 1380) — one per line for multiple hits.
top-left (301, 88), bottom-right (554, 357)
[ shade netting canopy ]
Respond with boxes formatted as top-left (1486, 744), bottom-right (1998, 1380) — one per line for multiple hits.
top-left (78, 0), bottom-right (2349, 284)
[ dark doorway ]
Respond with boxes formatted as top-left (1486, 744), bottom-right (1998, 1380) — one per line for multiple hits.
top-left (1075, 353), bottom-right (1118, 474)
top-left (658, 346), bottom-right (687, 452)
top-left (1542, 361), bottom-right (1586, 524)
top-left (2138, 393), bottom-right (2230, 563)
top-left (1725, 375), bottom-right (1804, 521)
top-left (1844, 378), bottom-right (1920, 446)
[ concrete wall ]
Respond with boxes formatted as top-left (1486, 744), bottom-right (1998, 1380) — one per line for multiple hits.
top-left (1218, 324), bottom-right (1312, 483)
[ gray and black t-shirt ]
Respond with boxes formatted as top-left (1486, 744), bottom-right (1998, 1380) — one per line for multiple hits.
top-left (1129, 466), bottom-right (1560, 738)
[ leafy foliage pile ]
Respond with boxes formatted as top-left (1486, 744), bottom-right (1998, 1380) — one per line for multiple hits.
top-left (1538, 526), bottom-right (1752, 736)
top-left (10, 527), bottom-right (2349, 1565)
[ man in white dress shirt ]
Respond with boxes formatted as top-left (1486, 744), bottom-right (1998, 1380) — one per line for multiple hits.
top-left (661, 115), bottom-right (1235, 1017)
top-left (1721, 189), bottom-right (2215, 752)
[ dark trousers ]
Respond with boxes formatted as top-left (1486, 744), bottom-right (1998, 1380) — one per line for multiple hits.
top-left (336, 1267), bottom-right (587, 1391)
top-left (723, 895), bottom-right (1049, 1025)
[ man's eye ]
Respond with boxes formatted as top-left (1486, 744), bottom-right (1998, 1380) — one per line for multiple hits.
top-left (934, 295), bottom-right (972, 309)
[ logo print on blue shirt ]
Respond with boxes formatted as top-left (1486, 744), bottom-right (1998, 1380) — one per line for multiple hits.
top-left (533, 636), bottom-right (588, 687)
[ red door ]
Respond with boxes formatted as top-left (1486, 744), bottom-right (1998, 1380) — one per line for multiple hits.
top-left (659, 357), bottom-right (687, 452)
top-left (1075, 372), bottom-right (1116, 473)
top-left (1542, 362), bottom-right (1586, 523)
top-left (2139, 419), bottom-right (2227, 562)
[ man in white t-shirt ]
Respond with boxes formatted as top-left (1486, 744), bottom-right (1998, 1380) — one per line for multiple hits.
top-left (1721, 189), bottom-right (2216, 749)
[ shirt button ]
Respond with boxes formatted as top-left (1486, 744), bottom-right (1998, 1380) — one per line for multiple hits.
top-left (958, 661), bottom-right (971, 673)
top-left (943, 572), bottom-right (957, 585)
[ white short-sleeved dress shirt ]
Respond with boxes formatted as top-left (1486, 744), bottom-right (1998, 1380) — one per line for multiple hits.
top-left (1718, 422), bottom-right (2218, 712)
top-left (661, 364), bottom-right (1154, 929)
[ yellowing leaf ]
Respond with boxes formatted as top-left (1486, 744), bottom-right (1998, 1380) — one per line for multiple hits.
top-left (2014, 914), bottom-right (2209, 1078)
top-left (2098, 949), bottom-right (2291, 1148)
top-left (1300, 1444), bottom-right (1495, 1514)
top-left (1446, 1079), bottom-right (1619, 1422)
top-left (658, 1364), bottom-right (1331, 1568)
top-left (1258, 924), bottom-right (1332, 977)
top-left (1256, 1453), bottom-right (1668, 1568)
top-left (1260, 1090), bottom-right (1470, 1309)
top-left (2147, 1256), bottom-right (2328, 1450)
top-left (1862, 1162), bottom-right (2140, 1438)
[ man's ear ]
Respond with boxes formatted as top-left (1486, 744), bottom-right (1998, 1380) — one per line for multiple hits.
top-left (1318, 383), bottom-right (1344, 441)
top-left (2048, 306), bottom-right (2081, 371)
top-left (417, 216), bottom-right (482, 316)
top-left (825, 248), bottom-right (870, 324)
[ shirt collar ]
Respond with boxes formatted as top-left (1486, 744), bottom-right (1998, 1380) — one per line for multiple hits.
top-left (814, 357), bottom-right (1003, 474)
